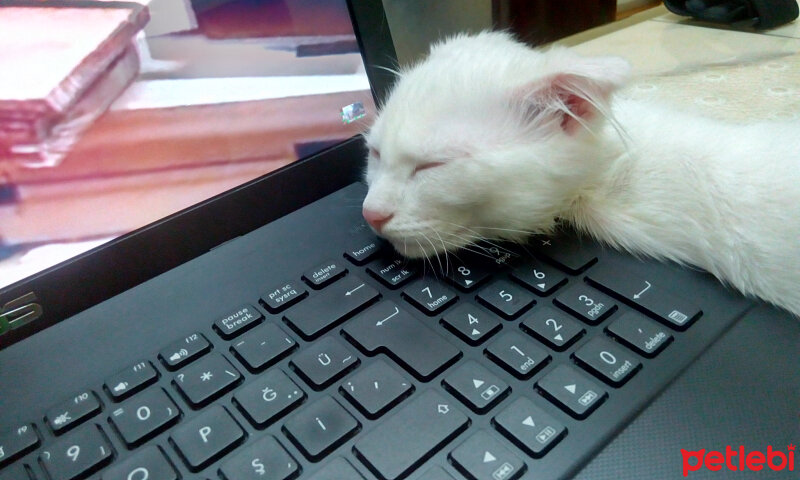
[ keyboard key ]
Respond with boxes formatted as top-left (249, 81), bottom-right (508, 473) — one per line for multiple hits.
top-left (418, 466), bottom-right (456, 480)
top-left (443, 360), bottom-right (510, 414)
top-left (403, 279), bottom-right (458, 315)
top-left (101, 446), bottom-right (177, 480)
top-left (477, 280), bottom-right (535, 319)
top-left (159, 332), bottom-right (211, 370)
top-left (0, 424), bottom-right (39, 468)
top-left (40, 424), bottom-right (113, 480)
top-left (485, 331), bottom-right (550, 379)
top-left (213, 304), bottom-right (264, 340)
top-left (171, 405), bottom-right (244, 471)
top-left (536, 364), bottom-right (607, 419)
top-left (344, 235), bottom-right (383, 265)
top-left (290, 337), bottom-right (359, 390)
top-left (283, 274), bottom-right (379, 339)
top-left (0, 463), bottom-right (28, 480)
top-left (554, 284), bottom-right (617, 325)
top-left (109, 388), bottom-right (180, 447)
top-left (340, 359), bottom-right (413, 418)
top-left (46, 390), bottom-right (101, 434)
top-left (442, 257), bottom-right (491, 291)
top-left (105, 360), bottom-right (158, 401)
top-left (233, 369), bottom-right (305, 428)
top-left (307, 457), bottom-right (366, 480)
top-left (104, 391), bottom-right (166, 440)
top-left (354, 390), bottom-right (469, 480)
top-left (344, 301), bottom-right (461, 381)
top-left (441, 303), bottom-right (502, 346)
top-left (449, 430), bottom-right (525, 480)
top-left (261, 281), bottom-right (307, 314)
top-left (493, 397), bottom-right (566, 458)
top-left (573, 337), bottom-right (641, 386)
top-left (531, 235), bottom-right (597, 274)
top-left (367, 255), bottom-right (417, 288)
top-left (174, 354), bottom-right (242, 408)
top-left (303, 258), bottom-right (348, 288)
top-left (586, 264), bottom-right (702, 329)
top-left (231, 322), bottom-right (297, 372)
top-left (511, 259), bottom-right (567, 296)
top-left (478, 243), bottom-right (523, 268)
top-left (606, 311), bottom-right (673, 357)
top-left (520, 307), bottom-right (585, 351)
top-left (219, 435), bottom-right (299, 480)
top-left (284, 395), bottom-right (360, 461)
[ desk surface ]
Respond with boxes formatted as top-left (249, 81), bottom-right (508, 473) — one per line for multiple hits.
top-left (562, 4), bottom-right (800, 124)
top-left (563, 6), bottom-right (800, 479)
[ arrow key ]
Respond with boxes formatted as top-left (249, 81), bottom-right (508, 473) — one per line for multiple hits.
top-left (442, 303), bottom-right (502, 346)
top-left (536, 364), bottom-right (607, 419)
top-left (443, 360), bottom-right (510, 414)
top-left (493, 397), bottom-right (566, 457)
top-left (450, 430), bottom-right (525, 480)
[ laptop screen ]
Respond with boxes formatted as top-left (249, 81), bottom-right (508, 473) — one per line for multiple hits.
top-left (0, 0), bottom-right (375, 290)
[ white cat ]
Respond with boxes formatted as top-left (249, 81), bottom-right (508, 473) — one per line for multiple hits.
top-left (361, 31), bottom-right (800, 316)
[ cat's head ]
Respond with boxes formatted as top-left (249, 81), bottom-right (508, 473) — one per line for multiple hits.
top-left (362, 31), bottom-right (630, 258)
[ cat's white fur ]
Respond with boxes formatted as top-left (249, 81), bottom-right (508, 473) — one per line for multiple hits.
top-left (362, 31), bottom-right (800, 316)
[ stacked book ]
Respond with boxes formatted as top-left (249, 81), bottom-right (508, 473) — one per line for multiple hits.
top-left (0, 1), bottom-right (150, 168)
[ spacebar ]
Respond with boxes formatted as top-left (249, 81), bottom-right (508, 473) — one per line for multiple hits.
top-left (354, 390), bottom-right (469, 480)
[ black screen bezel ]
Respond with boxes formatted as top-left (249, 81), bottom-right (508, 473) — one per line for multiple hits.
top-left (0, 0), bottom-right (397, 349)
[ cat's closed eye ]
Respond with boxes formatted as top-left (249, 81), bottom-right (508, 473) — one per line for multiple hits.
top-left (412, 161), bottom-right (445, 176)
top-left (369, 147), bottom-right (380, 160)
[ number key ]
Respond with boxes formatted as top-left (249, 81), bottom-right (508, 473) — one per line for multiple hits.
top-left (403, 279), bottom-right (458, 315)
top-left (573, 337), bottom-right (641, 386)
top-left (521, 307), bottom-right (584, 350)
top-left (554, 284), bottom-right (617, 325)
top-left (485, 331), bottom-right (550, 379)
top-left (442, 259), bottom-right (490, 291)
top-left (511, 259), bottom-right (567, 296)
top-left (441, 303), bottom-right (501, 345)
top-left (109, 388), bottom-right (180, 447)
top-left (477, 280), bottom-right (534, 319)
top-left (40, 425), bottom-right (113, 480)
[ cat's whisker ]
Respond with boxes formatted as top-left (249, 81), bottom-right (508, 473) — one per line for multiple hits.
top-left (468, 225), bottom-right (541, 236)
top-left (414, 239), bottom-right (428, 277)
top-left (449, 227), bottom-right (517, 256)
top-left (440, 237), bottom-right (497, 261)
top-left (422, 233), bottom-right (444, 278)
top-left (434, 230), bottom-right (451, 275)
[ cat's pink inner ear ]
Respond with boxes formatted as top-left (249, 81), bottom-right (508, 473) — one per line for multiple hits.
top-left (558, 86), bottom-right (596, 135)
top-left (516, 69), bottom-right (622, 136)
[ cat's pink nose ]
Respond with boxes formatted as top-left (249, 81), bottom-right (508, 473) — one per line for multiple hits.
top-left (363, 208), bottom-right (394, 233)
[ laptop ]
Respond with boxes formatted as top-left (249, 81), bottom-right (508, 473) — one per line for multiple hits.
top-left (1, 1), bottom-right (797, 479)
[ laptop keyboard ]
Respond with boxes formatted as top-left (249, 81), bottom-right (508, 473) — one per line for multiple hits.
top-left (0, 227), bottom-right (706, 480)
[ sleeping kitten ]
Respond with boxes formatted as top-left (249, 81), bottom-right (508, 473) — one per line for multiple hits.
top-left (361, 31), bottom-right (800, 316)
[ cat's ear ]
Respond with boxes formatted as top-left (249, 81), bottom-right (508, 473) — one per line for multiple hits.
top-left (514, 49), bottom-right (630, 135)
